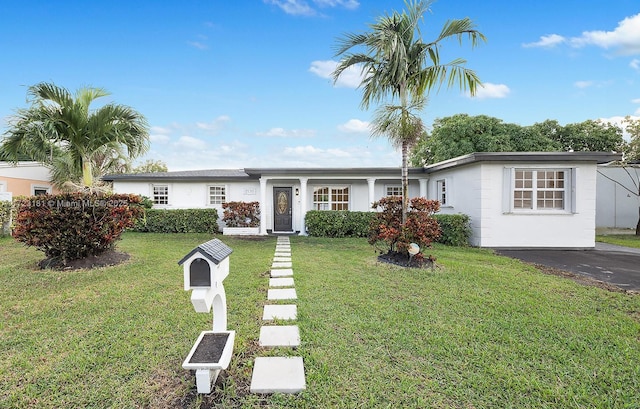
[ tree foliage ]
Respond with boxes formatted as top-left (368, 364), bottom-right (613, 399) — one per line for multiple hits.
top-left (1, 82), bottom-right (149, 190)
top-left (410, 114), bottom-right (626, 166)
top-left (132, 159), bottom-right (168, 173)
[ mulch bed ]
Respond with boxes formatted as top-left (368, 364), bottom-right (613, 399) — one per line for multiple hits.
top-left (377, 251), bottom-right (434, 269)
top-left (39, 249), bottom-right (130, 270)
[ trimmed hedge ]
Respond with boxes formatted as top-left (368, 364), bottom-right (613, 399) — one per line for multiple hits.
top-left (433, 214), bottom-right (472, 246)
top-left (305, 210), bottom-right (374, 238)
top-left (305, 210), bottom-right (472, 246)
top-left (134, 208), bottom-right (219, 234)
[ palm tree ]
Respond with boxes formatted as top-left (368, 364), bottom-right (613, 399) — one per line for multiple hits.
top-left (333, 0), bottom-right (485, 221)
top-left (371, 99), bottom-right (426, 223)
top-left (1, 82), bottom-right (149, 190)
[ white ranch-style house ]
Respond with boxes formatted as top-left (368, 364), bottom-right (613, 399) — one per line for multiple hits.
top-left (104, 152), bottom-right (620, 249)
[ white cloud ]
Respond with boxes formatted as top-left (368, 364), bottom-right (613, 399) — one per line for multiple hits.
top-left (600, 115), bottom-right (640, 140)
top-left (570, 13), bottom-right (640, 55)
top-left (149, 134), bottom-right (170, 144)
top-left (150, 126), bottom-right (172, 134)
top-left (338, 119), bottom-right (370, 133)
top-left (196, 115), bottom-right (231, 133)
top-left (574, 80), bottom-right (594, 89)
top-left (631, 59), bottom-right (640, 70)
top-left (522, 34), bottom-right (567, 48)
top-left (309, 60), bottom-right (365, 88)
top-left (187, 41), bottom-right (208, 50)
top-left (256, 127), bottom-right (316, 138)
top-left (632, 98), bottom-right (640, 104)
top-left (471, 82), bottom-right (510, 99)
top-left (174, 135), bottom-right (208, 150)
top-left (264, 0), bottom-right (359, 16)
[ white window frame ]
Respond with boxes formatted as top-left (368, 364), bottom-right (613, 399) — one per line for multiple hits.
top-left (31, 184), bottom-right (52, 196)
top-left (385, 185), bottom-right (402, 197)
top-left (151, 184), bottom-right (170, 206)
top-left (312, 185), bottom-right (350, 211)
top-left (207, 185), bottom-right (227, 205)
top-left (503, 167), bottom-right (575, 214)
top-left (436, 179), bottom-right (448, 206)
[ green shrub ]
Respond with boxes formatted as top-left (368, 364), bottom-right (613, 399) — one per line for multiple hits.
top-left (433, 214), bottom-right (472, 246)
top-left (305, 210), bottom-right (374, 237)
top-left (134, 208), bottom-right (219, 233)
top-left (12, 192), bottom-right (144, 264)
top-left (222, 201), bottom-right (260, 227)
top-left (0, 200), bottom-right (12, 236)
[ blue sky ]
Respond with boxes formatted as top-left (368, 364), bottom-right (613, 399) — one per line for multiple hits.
top-left (1, 0), bottom-right (639, 170)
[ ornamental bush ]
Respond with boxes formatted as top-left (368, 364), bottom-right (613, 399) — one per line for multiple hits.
top-left (12, 192), bottom-right (144, 264)
top-left (134, 208), bottom-right (219, 233)
top-left (369, 196), bottom-right (441, 256)
top-left (222, 201), bottom-right (260, 227)
top-left (305, 210), bottom-right (375, 237)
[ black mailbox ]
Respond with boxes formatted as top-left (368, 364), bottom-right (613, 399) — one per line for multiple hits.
top-left (189, 258), bottom-right (211, 287)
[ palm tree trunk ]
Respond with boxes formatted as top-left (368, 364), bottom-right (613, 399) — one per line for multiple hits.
top-left (82, 159), bottom-right (93, 188)
top-left (402, 141), bottom-right (408, 225)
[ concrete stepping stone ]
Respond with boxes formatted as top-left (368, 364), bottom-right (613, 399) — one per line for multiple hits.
top-left (270, 268), bottom-right (293, 277)
top-left (274, 252), bottom-right (290, 257)
top-left (259, 325), bottom-right (300, 347)
top-left (250, 357), bottom-right (306, 394)
top-left (268, 288), bottom-right (297, 300)
top-left (272, 261), bottom-right (292, 268)
top-left (263, 304), bottom-right (297, 320)
top-left (269, 277), bottom-right (294, 287)
top-left (275, 248), bottom-right (291, 254)
top-left (273, 256), bottom-right (291, 262)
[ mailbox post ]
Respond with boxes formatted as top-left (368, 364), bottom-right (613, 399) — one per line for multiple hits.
top-left (179, 239), bottom-right (235, 394)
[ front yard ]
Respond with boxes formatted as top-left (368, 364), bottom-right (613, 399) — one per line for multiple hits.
top-left (1, 233), bottom-right (639, 408)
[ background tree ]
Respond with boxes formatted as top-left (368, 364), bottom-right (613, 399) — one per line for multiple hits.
top-left (1, 82), bottom-right (149, 190)
top-left (554, 119), bottom-right (624, 152)
top-left (333, 0), bottom-right (485, 223)
top-left (132, 159), bottom-right (168, 173)
top-left (624, 116), bottom-right (640, 162)
top-left (410, 114), bottom-right (560, 166)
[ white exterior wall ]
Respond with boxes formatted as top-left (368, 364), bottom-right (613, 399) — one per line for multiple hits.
top-left (429, 161), bottom-right (598, 248)
top-left (596, 167), bottom-right (639, 229)
top-left (428, 164), bottom-right (483, 246)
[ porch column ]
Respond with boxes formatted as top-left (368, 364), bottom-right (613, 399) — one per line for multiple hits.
top-left (259, 177), bottom-right (268, 235)
top-left (299, 177), bottom-right (308, 235)
top-left (419, 178), bottom-right (428, 198)
top-left (367, 178), bottom-right (376, 211)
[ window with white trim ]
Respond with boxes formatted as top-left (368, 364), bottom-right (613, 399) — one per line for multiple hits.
top-left (436, 179), bottom-right (447, 205)
top-left (32, 185), bottom-right (51, 196)
top-left (313, 186), bottom-right (350, 210)
top-left (386, 185), bottom-right (402, 197)
top-left (208, 185), bottom-right (226, 205)
top-left (152, 184), bottom-right (169, 205)
top-left (512, 169), bottom-right (568, 211)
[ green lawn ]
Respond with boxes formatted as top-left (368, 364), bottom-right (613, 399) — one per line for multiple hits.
top-left (1, 233), bottom-right (639, 408)
top-left (597, 233), bottom-right (640, 248)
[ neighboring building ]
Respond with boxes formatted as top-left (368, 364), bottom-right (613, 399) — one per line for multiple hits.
top-left (596, 164), bottom-right (640, 230)
top-left (0, 162), bottom-right (57, 197)
top-left (103, 152), bottom-right (620, 248)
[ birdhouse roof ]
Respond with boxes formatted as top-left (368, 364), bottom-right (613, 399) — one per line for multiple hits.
top-left (178, 239), bottom-right (233, 266)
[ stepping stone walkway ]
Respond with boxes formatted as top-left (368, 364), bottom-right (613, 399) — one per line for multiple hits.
top-left (250, 236), bottom-right (306, 394)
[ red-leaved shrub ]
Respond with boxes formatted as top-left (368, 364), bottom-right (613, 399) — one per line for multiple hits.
top-left (222, 201), bottom-right (260, 227)
top-left (369, 196), bottom-right (441, 256)
top-left (12, 192), bottom-right (143, 264)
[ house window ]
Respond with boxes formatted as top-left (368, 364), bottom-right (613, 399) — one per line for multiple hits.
top-left (32, 185), bottom-right (51, 196)
top-left (386, 185), bottom-right (402, 197)
top-left (513, 169), bottom-right (566, 210)
top-left (208, 185), bottom-right (226, 205)
top-left (153, 184), bottom-right (169, 205)
top-left (313, 186), bottom-right (350, 210)
top-left (436, 179), bottom-right (447, 205)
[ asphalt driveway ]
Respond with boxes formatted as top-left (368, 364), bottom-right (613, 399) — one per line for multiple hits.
top-left (495, 243), bottom-right (640, 292)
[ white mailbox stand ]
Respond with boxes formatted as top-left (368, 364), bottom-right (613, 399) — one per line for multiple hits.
top-left (179, 239), bottom-right (235, 394)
